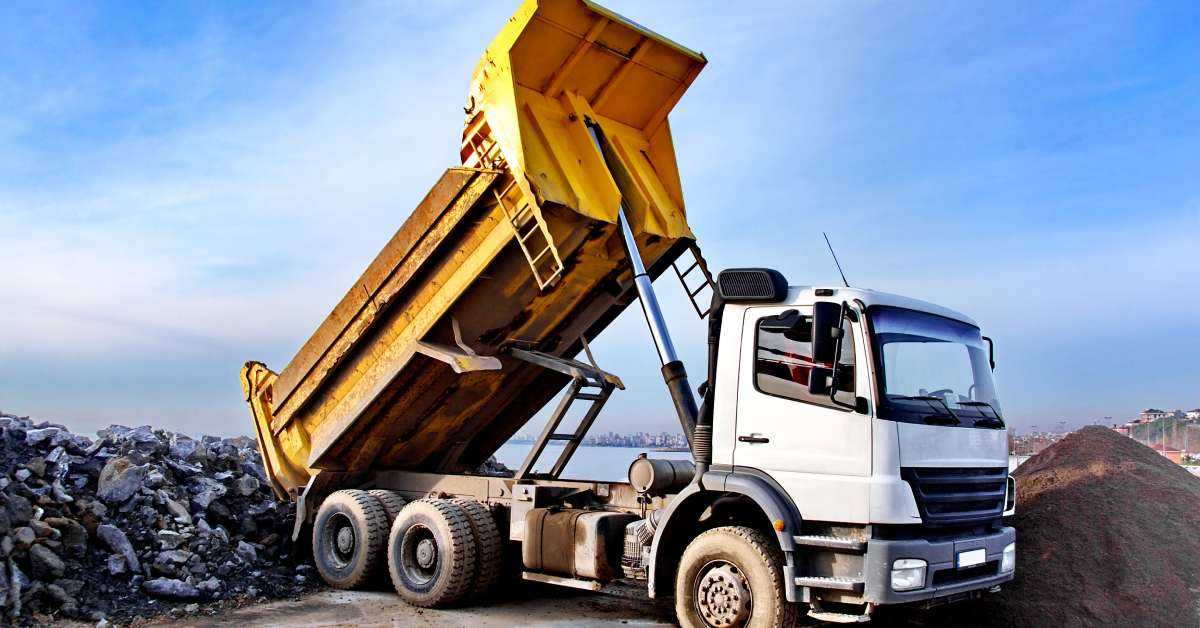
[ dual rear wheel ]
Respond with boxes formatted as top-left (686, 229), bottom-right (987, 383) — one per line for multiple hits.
top-left (311, 490), bottom-right (502, 607)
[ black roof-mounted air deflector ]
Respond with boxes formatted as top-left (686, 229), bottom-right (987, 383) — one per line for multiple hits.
top-left (716, 268), bottom-right (789, 303)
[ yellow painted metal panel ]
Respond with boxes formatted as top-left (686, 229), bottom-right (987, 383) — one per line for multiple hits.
top-left (243, 0), bottom-right (705, 497)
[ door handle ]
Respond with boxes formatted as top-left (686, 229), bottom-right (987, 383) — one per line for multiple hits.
top-left (738, 434), bottom-right (770, 444)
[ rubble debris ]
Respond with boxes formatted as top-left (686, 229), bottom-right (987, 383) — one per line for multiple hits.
top-left (0, 411), bottom-right (317, 625)
top-left (475, 455), bottom-right (514, 477)
top-left (919, 426), bottom-right (1200, 628)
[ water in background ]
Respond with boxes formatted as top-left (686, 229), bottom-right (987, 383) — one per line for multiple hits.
top-left (495, 442), bottom-right (692, 482)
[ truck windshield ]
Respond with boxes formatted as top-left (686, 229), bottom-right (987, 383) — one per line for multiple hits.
top-left (869, 306), bottom-right (1002, 427)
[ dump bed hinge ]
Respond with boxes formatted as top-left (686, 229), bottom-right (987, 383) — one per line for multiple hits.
top-left (510, 340), bottom-right (622, 479)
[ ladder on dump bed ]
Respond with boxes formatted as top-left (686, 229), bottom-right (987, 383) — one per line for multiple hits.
top-left (671, 241), bottom-right (716, 318)
top-left (510, 342), bottom-right (624, 479)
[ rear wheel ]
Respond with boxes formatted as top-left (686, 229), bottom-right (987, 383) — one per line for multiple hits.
top-left (450, 498), bottom-right (503, 598)
top-left (311, 489), bottom-right (389, 589)
top-left (674, 526), bottom-right (797, 628)
top-left (387, 499), bottom-right (477, 607)
top-left (369, 489), bottom-right (408, 525)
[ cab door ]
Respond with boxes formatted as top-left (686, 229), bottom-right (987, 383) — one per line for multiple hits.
top-left (732, 305), bottom-right (872, 521)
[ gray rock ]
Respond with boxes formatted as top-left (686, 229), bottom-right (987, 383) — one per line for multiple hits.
top-left (185, 602), bottom-right (200, 613)
top-left (6, 493), bottom-right (32, 523)
top-left (145, 468), bottom-right (166, 488)
top-left (25, 427), bottom-right (61, 446)
top-left (14, 469), bottom-right (31, 482)
top-left (25, 457), bottom-right (45, 477)
top-left (29, 543), bottom-right (65, 579)
top-left (106, 554), bottom-right (126, 575)
top-left (96, 524), bottom-right (141, 573)
top-left (0, 557), bottom-right (8, 608)
top-left (143, 577), bottom-right (200, 600)
top-left (44, 446), bottom-right (66, 464)
top-left (169, 434), bottom-right (198, 460)
top-left (51, 480), bottom-right (74, 503)
top-left (8, 559), bottom-right (27, 617)
top-left (235, 540), bottom-right (257, 564)
top-left (157, 529), bottom-right (187, 550)
top-left (165, 497), bottom-right (192, 524)
top-left (13, 526), bottom-right (36, 546)
top-left (233, 474), bottom-right (260, 496)
top-left (156, 549), bottom-right (192, 564)
top-left (44, 583), bottom-right (77, 613)
top-left (97, 457), bottom-right (149, 503)
top-left (45, 517), bottom-right (87, 556)
top-left (196, 576), bottom-right (221, 593)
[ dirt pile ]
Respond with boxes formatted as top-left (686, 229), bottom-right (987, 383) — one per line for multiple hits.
top-left (943, 425), bottom-right (1200, 627)
top-left (0, 411), bottom-right (319, 625)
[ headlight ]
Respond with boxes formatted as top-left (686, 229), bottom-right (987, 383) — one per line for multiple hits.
top-left (891, 558), bottom-right (927, 591)
top-left (1001, 543), bottom-right (1016, 573)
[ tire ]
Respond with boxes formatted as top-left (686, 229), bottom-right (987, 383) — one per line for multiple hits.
top-left (311, 489), bottom-right (389, 590)
top-left (450, 498), bottom-right (503, 599)
top-left (387, 499), bottom-right (477, 607)
top-left (369, 489), bottom-right (408, 525)
top-left (674, 526), bottom-right (798, 628)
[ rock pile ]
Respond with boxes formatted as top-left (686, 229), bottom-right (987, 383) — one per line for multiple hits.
top-left (0, 412), bottom-right (316, 625)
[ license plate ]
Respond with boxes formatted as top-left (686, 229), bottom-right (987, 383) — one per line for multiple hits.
top-left (957, 548), bottom-right (986, 568)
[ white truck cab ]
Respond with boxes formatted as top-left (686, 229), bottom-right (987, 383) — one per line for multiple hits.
top-left (657, 273), bottom-right (1016, 619)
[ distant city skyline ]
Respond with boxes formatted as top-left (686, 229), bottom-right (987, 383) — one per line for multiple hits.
top-left (1, 1), bottom-right (1198, 438)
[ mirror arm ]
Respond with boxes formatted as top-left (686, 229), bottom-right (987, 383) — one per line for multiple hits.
top-left (982, 335), bottom-right (996, 370)
top-left (827, 301), bottom-right (858, 411)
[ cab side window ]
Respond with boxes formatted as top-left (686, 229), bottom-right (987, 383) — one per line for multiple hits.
top-left (754, 310), bottom-right (855, 408)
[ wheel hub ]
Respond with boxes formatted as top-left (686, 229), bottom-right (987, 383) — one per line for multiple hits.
top-left (336, 527), bottom-right (355, 554)
top-left (696, 562), bottom-right (751, 627)
top-left (415, 538), bottom-right (437, 569)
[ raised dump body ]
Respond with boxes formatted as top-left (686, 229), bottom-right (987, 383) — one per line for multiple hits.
top-left (241, 0), bottom-right (707, 499)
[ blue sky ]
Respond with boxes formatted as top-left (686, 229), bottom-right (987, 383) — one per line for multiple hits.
top-left (1, 1), bottom-right (1197, 438)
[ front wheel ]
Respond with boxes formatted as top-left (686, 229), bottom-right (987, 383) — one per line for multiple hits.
top-left (674, 526), bottom-right (798, 628)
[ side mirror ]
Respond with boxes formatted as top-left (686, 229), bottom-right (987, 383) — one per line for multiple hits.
top-left (759, 309), bottom-right (798, 333)
top-left (982, 336), bottom-right (996, 370)
top-left (808, 366), bottom-right (832, 395)
top-left (811, 301), bottom-right (843, 364)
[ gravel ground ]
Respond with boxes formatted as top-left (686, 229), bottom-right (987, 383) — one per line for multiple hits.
top-left (159, 581), bottom-right (675, 627)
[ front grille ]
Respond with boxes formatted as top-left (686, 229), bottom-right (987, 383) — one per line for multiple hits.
top-left (932, 560), bottom-right (999, 586)
top-left (902, 467), bottom-right (1007, 526)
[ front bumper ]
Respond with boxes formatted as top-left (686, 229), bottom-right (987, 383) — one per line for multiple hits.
top-left (863, 526), bottom-right (1015, 604)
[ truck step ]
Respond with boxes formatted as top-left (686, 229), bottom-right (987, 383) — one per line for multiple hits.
top-left (794, 535), bottom-right (867, 552)
top-left (794, 576), bottom-right (864, 593)
top-left (522, 571), bottom-right (603, 591)
top-left (807, 609), bottom-right (872, 624)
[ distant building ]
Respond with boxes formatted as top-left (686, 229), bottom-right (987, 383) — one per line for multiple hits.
top-left (1187, 409), bottom-right (1200, 421)
top-left (1140, 409), bottom-right (1182, 421)
top-left (1150, 442), bottom-right (1184, 464)
top-left (1112, 424), bottom-right (1131, 437)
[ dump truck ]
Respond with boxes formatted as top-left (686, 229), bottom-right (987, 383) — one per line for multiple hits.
top-left (240, 1), bottom-right (1017, 625)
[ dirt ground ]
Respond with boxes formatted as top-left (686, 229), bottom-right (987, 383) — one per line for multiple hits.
top-left (160, 581), bottom-right (676, 627)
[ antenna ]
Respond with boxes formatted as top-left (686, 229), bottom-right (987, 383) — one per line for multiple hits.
top-left (823, 232), bottom-right (850, 287)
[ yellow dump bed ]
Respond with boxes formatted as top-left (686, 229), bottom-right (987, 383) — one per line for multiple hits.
top-left (241, 0), bottom-right (706, 498)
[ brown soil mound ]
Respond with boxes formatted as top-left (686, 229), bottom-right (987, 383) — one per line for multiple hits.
top-left (928, 426), bottom-right (1200, 627)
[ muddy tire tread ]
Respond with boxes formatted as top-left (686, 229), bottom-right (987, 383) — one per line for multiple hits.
top-left (311, 489), bottom-right (389, 590)
top-left (388, 498), bottom-right (477, 607)
top-left (450, 498), bottom-right (503, 598)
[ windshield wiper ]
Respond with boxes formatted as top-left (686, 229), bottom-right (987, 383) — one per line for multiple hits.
top-left (959, 401), bottom-right (1005, 428)
top-left (893, 395), bottom-right (961, 425)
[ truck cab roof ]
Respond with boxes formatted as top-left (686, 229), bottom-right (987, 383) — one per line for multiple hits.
top-left (778, 285), bottom-right (980, 328)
